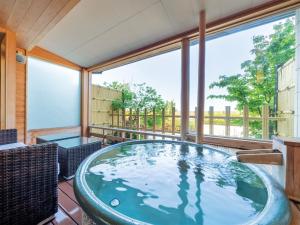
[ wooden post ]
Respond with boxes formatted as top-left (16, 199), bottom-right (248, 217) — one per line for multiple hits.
top-left (209, 106), bottom-right (214, 135)
top-left (129, 108), bottom-right (132, 139)
top-left (195, 107), bottom-right (197, 132)
top-left (122, 109), bottom-right (125, 128)
top-left (81, 69), bottom-right (89, 137)
top-left (111, 109), bottom-right (114, 127)
top-left (152, 107), bottom-right (156, 140)
top-left (136, 109), bottom-right (140, 140)
top-left (117, 109), bottom-right (120, 127)
top-left (225, 106), bottom-right (230, 136)
top-left (262, 104), bottom-right (269, 139)
top-left (172, 106), bottom-right (176, 136)
top-left (162, 108), bottom-right (165, 139)
top-left (196, 10), bottom-right (206, 144)
top-left (243, 105), bottom-right (249, 138)
top-left (144, 108), bottom-right (147, 139)
top-left (181, 38), bottom-right (190, 140)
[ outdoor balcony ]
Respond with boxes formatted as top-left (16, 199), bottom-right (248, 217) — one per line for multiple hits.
top-left (0, 0), bottom-right (300, 225)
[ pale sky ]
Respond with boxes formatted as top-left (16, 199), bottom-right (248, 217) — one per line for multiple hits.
top-left (92, 18), bottom-right (290, 112)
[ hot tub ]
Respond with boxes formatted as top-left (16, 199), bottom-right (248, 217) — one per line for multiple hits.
top-left (74, 140), bottom-right (291, 225)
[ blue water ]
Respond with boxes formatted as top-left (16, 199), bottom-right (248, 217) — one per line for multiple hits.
top-left (85, 142), bottom-right (268, 225)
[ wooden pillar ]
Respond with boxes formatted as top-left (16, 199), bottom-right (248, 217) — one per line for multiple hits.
top-left (181, 38), bottom-right (190, 140)
top-left (81, 69), bottom-right (89, 136)
top-left (196, 10), bottom-right (206, 144)
top-left (0, 28), bottom-right (16, 129)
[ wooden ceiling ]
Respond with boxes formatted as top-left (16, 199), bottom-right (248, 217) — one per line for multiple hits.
top-left (0, 0), bottom-right (79, 49)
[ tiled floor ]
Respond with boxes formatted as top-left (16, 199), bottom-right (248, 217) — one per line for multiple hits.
top-left (46, 179), bottom-right (82, 225)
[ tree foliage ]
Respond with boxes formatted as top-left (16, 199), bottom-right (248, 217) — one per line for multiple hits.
top-left (104, 81), bottom-right (165, 111)
top-left (208, 19), bottom-right (295, 117)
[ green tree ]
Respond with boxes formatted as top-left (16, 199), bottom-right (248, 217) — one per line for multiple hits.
top-left (104, 82), bottom-right (165, 111)
top-left (104, 81), bottom-right (166, 128)
top-left (132, 83), bottom-right (165, 110)
top-left (208, 19), bottom-right (295, 137)
top-left (104, 81), bottom-right (134, 110)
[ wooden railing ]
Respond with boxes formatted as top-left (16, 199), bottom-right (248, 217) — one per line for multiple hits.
top-left (91, 104), bottom-right (288, 140)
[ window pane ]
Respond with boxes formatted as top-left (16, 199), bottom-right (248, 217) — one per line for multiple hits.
top-left (190, 14), bottom-right (296, 139)
top-left (91, 49), bottom-right (181, 138)
top-left (28, 57), bottom-right (81, 129)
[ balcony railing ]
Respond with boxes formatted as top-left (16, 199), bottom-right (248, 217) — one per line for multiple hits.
top-left (91, 104), bottom-right (289, 140)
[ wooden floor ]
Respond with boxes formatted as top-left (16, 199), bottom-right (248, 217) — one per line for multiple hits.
top-left (46, 179), bottom-right (82, 225)
top-left (46, 179), bottom-right (300, 225)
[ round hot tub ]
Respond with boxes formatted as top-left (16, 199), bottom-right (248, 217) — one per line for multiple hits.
top-left (74, 140), bottom-right (291, 225)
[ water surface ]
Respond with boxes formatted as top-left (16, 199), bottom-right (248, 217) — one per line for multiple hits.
top-left (85, 142), bottom-right (268, 225)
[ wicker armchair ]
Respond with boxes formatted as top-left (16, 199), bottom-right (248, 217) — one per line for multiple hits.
top-left (0, 129), bottom-right (58, 225)
top-left (0, 128), bottom-right (17, 145)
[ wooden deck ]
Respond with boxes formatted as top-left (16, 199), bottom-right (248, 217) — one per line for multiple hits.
top-left (46, 179), bottom-right (82, 225)
top-left (46, 179), bottom-right (300, 225)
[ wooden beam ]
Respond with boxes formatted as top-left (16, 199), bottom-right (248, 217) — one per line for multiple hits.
top-left (89, 125), bottom-right (181, 140)
top-left (236, 149), bottom-right (276, 155)
top-left (1, 28), bottom-right (16, 129)
top-left (196, 10), bottom-right (206, 144)
top-left (27, 126), bottom-right (81, 144)
top-left (181, 38), bottom-right (190, 140)
top-left (28, 46), bottom-right (82, 71)
top-left (81, 69), bottom-right (89, 137)
top-left (87, 0), bottom-right (300, 72)
top-left (237, 152), bottom-right (283, 165)
top-left (186, 134), bottom-right (272, 150)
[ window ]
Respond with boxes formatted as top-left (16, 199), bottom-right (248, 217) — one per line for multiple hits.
top-left (28, 57), bottom-right (81, 130)
top-left (91, 49), bottom-right (181, 138)
top-left (190, 12), bottom-right (296, 139)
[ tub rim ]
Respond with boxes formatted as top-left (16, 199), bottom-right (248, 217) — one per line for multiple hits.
top-left (73, 139), bottom-right (291, 225)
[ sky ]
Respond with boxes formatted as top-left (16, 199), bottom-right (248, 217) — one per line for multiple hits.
top-left (92, 18), bottom-right (290, 112)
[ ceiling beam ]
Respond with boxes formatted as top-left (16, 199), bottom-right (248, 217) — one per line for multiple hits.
top-left (28, 46), bottom-right (82, 71)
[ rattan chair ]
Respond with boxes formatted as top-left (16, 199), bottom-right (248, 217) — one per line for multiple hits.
top-left (0, 129), bottom-right (58, 225)
top-left (0, 128), bottom-right (17, 145)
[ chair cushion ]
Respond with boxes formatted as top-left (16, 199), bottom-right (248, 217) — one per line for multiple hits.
top-left (0, 142), bottom-right (26, 150)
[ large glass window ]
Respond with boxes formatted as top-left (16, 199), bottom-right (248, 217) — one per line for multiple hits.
top-left (190, 13), bottom-right (296, 139)
top-left (91, 49), bottom-right (181, 138)
top-left (28, 57), bottom-right (81, 129)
